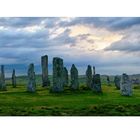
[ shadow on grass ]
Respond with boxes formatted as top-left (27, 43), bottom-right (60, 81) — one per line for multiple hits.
top-left (1, 103), bottom-right (140, 116)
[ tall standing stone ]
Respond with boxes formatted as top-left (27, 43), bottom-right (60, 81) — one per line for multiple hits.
top-left (86, 65), bottom-right (92, 89)
top-left (27, 63), bottom-right (36, 93)
top-left (12, 69), bottom-right (16, 88)
top-left (92, 74), bottom-right (102, 93)
top-left (114, 75), bottom-right (121, 89)
top-left (93, 66), bottom-right (95, 75)
top-left (41, 55), bottom-right (50, 87)
top-left (63, 67), bottom-right (68, 87)
top-left (52, 57), bottom-right (64, 92)
top-left (120, 73), bottom-right (132, 96)
top-left (70, 64), bottom-right (79, 90)
top-left (0, 65), bottom-right (6, 91)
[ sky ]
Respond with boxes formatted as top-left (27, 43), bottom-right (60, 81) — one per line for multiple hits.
top-left (0, 17), bottom-right (140, 76)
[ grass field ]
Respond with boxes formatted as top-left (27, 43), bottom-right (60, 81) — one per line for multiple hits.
top-left (1, 75), bottom-right (140, 116)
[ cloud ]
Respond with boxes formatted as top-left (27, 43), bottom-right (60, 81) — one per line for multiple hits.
top-left (0, 18), bottom-right (124, 66)
top-left (105, 39), bottom-right (140, 52)
top-left (0, 20), bottom-right (77, 65)
top-left (0, 17), bottom-right (140, 75)
top-left (59, 17), bottom-right (140, 31)
top-left (0, 17), bottom-right (61, 28)
top-left (104, 24), bottom-right (140, 53)
top-left (0, 17), bottom-right (44, 27)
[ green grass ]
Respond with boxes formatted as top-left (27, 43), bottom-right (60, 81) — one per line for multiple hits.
top-left (1, 77), bottom-right (140, 116)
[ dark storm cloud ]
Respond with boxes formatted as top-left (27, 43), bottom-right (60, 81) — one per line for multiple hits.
top-left (106, 17), bottom-right (140, 30)
top-left (1, 17), bottom-right (140, 32)
top-left (49, 29), bottom-right (76, 46)
top-left (59, 17), bottom-right (140, 31)
top-left (77, 34), bottom-right (94, 43)
top-left (0, 29), bottom-right (50, 50)
top-left (105, 27), bottom-right (140, 53)
top-left (105, 39), bottom-right (140, 52)
top-left (76, 34), bottom-right (90, 40)
top-left (0, 21), bottom-right (76, 64)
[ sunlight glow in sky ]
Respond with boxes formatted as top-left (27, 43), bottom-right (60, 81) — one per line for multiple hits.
top-left (0, 17), bottom-right (140, 76)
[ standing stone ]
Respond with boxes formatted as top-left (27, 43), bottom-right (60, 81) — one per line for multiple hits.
top-left (106, 75), bottom-right (111, 86)
top-left (114, 75), bottom-right (121, 89)
top-left (86, 65), bottom-right (92, 89)
top-left (27, 63), bottom-right (36, 92)
top-left (41, 55), bottom-right (50, 87)
top-left (93, 66), bottom-right (95, 75)
top-left (63, 67), bottom-right (68, 87)
top-left (120, 73), bottom-right (132, 96)
top-left (12, 69), bottom-right (16, 88)
top-left (70, 64), bottom-right (79, 90)
top-left (132, 78), bottom-right (140, 85)
top-left (92, 74), bottom-right (102, 93)
top-left (52, 57), bottom-right (64, 92)
top-left (0, 65), bottom-right (6, 91)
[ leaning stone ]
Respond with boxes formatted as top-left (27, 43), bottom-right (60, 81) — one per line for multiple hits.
top-left (41, 55), bottom-right (50, 87)
top-left (92, 74), bottom-right (102, 93)
top-left (63, 67), bottom-right (69, 87)
top-left (86, 65), bottom-right (92, 89)
top-left (12, 69), bottom-right (16, 88)
top-left (0, 65), bottom-right (6, 91)
top-left (52, 57), bottom-right (64, 92)
top-left (120, 73), bottom-right (132, 96)
top-left (114, 75), bottom-right (121, 89)
top-left (27, 63), bottom-right (36, 93)
top-left (70, 64), bottom-right (79, 90)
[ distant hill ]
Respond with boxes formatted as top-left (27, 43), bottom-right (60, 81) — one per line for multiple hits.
top-left (5, 74), bottom-right (140, 86)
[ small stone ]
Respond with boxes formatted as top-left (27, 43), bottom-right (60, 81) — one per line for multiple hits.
top-left (120, 73), bottom-right (132, 96)
top-left (92, 74), bottom-right (102, 93)
top-left (132, 78), bottom-right (140, 85)
top-left (70, 64), bottom-right (79, 90)
top-left (114, 75), bottom-right (121, 89)
top-left (106, 75), bottom-right (111, 86)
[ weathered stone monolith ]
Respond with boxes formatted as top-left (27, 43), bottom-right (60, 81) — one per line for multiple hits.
top-left (27, 63), bottom-right (36, 93)
top-left (120, 73), bottom-right (132, 96)
top-left (12, 69), bottom-right (16, 88)
top-left (41, 55), bottom-right (50, 87)
top-left (92, 74), bottom-right (102, 93)
top-left (86, 65), bottom-right (92, 89)
top-left (0, 65), bottom-right (6, 91)
top-left (114, 75), bottom-right (120, 89)
top-left (63, 67), bottom-right (68, 87)
top-left (107, 75), bottom-right (111, 86)
top-left (70, 64), bottom-right (79, 90)
top-left (52, 57), bottom-right (64, 92)
top-left (93, 66), bottom-right (95, 75)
